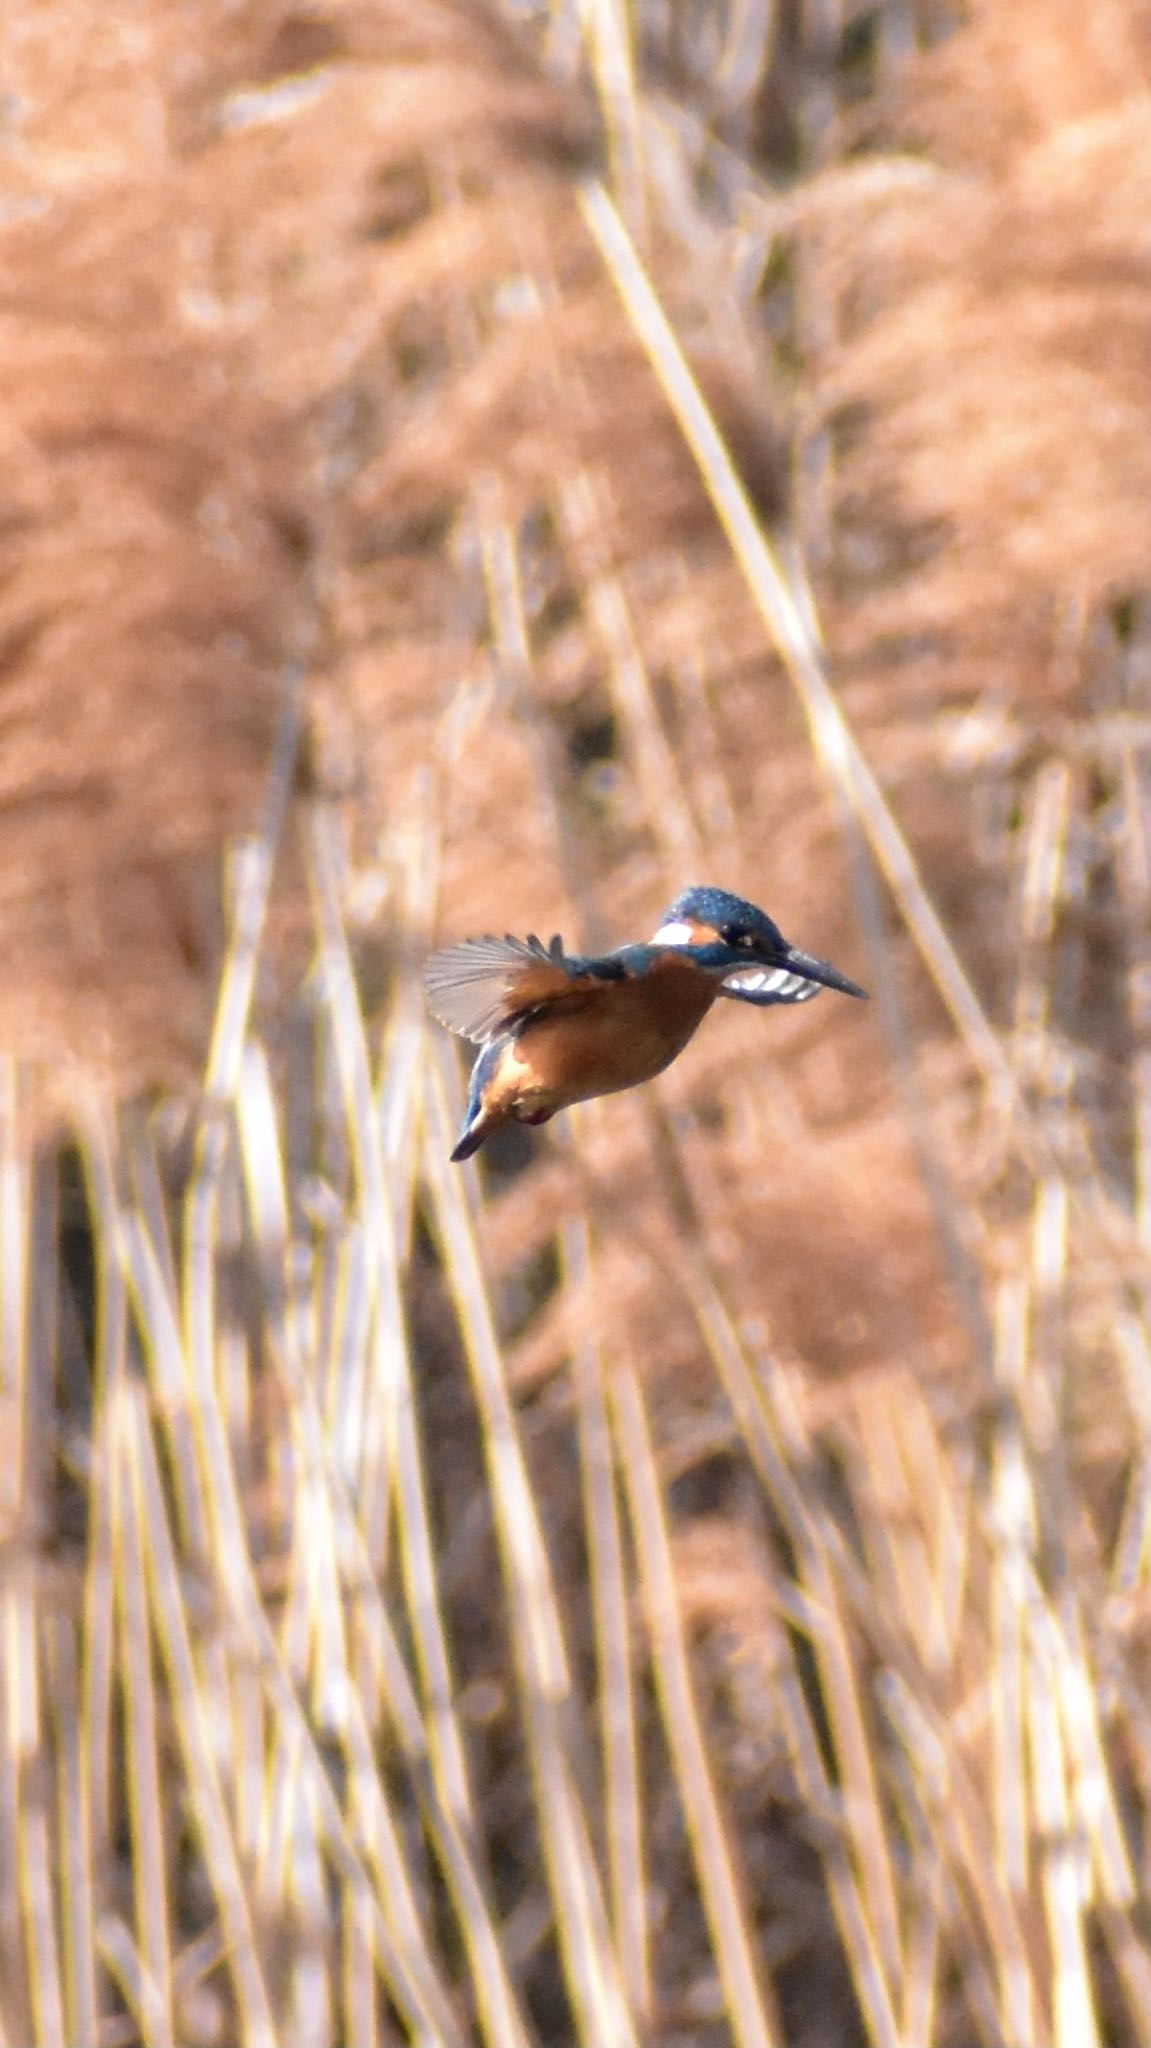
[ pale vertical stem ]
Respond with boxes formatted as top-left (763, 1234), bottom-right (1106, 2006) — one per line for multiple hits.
top-left (1027, 1601), bottom-right (1098, 2048)
top-left (0, 1064), bottom-right (39, 2048)
top-left (125, 1194), bottom-right (463, 2045)
top-left (1117, 745), bottom-right (1151, 1245)
top-left (46, 1616), bottom-right (99, 2048)
top-left (609, 1362), bottom-right (782, 2048)
top-left (988, 1277), bottom-right (1033, 1904)
top-left (18, 1793), bottom-right (67, 2048)
top-left (309, 816), bottom-right (476, 1823)
top-left (424, 1063), bottom-right (639, 2048)
top-left (235, 1034), bottom-right (530, 2048)
top-left (76, 1113), bottom-right (129, 1871)
top-left (111, 1386), bottom-right (176, 2048)
top-left (686, 1276), bottom-right (904, 1994)
top-left (566, 1213), bottom-right (650, 2017)
top-left (122, 1382), bottom-right (280, 2048)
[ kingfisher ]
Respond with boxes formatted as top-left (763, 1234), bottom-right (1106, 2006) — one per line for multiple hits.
top-left (425, 885), bottom-right (867, 1162)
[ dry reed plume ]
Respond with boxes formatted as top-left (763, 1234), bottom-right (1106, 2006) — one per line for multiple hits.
top-left (0, 1), bottom-right (1149, 2044)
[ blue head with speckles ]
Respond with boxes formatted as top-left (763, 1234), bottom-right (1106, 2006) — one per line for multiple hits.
top-left (651, 886), bottom-right (868, 1003)
top-left (658, 886), bottom-right (786, 952)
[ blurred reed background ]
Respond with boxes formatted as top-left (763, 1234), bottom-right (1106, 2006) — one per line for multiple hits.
top-left (1, 1), bottom-right (1149, 2042)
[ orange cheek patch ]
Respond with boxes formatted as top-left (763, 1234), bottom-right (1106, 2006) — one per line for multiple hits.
top-left (651, 917), bottom-right (714, 947)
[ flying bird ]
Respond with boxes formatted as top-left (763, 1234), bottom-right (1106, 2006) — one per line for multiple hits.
top-left (426, 885), bottom-right (867, 1161)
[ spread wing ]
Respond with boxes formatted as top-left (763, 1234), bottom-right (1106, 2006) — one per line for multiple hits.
top-left (425, 932), bottom-right (604, 1043)
top-left (716, 964), bottom-right (825, 1007)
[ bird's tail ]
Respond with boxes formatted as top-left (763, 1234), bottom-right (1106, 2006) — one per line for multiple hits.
top-left (450, 1110), bottom-right (491, 1162)
top-left (450, 1039), bottom-right (503, 1162)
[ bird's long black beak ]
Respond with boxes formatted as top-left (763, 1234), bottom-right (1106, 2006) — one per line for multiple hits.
top-left (779, 944), bottom-right (868, 1000)
top-left (718, 942), bottom-right (868, 1007)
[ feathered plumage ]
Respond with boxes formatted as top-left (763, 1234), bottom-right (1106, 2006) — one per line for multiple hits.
top-left (426, 888), bottom-right (866, 1159)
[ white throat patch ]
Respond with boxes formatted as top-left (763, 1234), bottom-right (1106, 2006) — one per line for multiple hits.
top-left (651, 919), bottom-right (695, 945)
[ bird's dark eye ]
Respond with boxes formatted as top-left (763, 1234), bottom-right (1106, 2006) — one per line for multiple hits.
top-left (723, 926), bottom-right (756, 948)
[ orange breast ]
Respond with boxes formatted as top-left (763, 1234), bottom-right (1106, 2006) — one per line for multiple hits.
top-left (488, 957), bottom-right (717, 1118)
